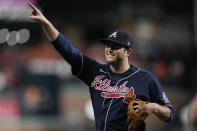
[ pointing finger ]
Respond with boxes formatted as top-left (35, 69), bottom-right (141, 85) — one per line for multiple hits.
top-left (28, 2), bottom-right (39, 12)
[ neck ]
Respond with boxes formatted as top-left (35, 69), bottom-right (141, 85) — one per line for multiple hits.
top-left (110, 60), bottom-right (130, 73)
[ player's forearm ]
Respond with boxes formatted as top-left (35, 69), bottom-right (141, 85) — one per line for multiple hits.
top-left (40, 20), bottom-right (59, 41)
top-left (153, 103), bottom-right (171, 122)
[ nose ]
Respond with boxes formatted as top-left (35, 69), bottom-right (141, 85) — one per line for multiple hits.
top-left (106, 46), bottom-right (113, 53)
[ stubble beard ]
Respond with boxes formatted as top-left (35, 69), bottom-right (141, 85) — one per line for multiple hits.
top-left (106, 56), bottom-right (123, 67)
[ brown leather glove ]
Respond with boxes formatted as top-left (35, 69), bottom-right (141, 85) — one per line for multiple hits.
top-left (127, 99), bottom-right (149, 131)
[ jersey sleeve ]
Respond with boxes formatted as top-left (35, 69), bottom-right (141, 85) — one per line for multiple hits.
top-left (51, 32), bottom-right (101, 85)
top-left (76, 55), bottom-right (102, 85)
top-left (51, 32), bottom-right (83, 76)
top-left (148, 72), bottom-right (173, 122)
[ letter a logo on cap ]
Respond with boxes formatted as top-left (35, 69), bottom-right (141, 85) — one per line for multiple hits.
top-left (127, 42), bottom-right (130, 46)
top-left (109, 31), bottom-right (117, 38)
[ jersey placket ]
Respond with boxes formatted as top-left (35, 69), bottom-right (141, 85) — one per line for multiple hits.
top-left (103, 73), bottom-right (126, 131)
top-left (102, 68), bottom-right (140, 131)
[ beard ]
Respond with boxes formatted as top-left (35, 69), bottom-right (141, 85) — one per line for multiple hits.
top-left (106, 55), bottom-right (123, 66)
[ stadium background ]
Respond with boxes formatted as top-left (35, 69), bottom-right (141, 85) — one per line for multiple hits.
top-left (0, 0), bottom-right (196, 131)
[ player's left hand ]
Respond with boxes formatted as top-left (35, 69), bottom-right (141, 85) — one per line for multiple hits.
top-left (132, 102), bottom-right (158, 115)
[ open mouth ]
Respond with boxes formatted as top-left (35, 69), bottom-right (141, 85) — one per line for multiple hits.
top-left (108, 54), bottom-right (114, 56)
top-left (106, 54), bottom-right (116, 60)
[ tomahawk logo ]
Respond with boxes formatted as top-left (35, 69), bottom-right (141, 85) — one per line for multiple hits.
top-left (109, 31), bottom-right (117, 38)
top-left (101, 88), bottom-right (136, 104)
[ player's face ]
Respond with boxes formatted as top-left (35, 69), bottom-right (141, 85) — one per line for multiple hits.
top-left (105, 42), bottom-right (128, 65)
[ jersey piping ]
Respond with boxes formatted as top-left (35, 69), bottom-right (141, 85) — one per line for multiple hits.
top-left (104, 98), bottom-right (113, 131)
top-left (75, 53), bottom-right (83, 77)
top-left (103, 67), bottom-right (140, 131)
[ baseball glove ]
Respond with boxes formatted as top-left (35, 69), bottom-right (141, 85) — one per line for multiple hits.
top-left (127, 99), bottom-right (149, 131)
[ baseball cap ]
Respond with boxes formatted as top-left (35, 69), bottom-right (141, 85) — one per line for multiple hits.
top-left (100, 29), bottom-right (134, 49)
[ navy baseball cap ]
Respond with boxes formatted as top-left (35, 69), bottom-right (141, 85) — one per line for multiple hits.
top-left (100, 29), bottom-right (134, 49)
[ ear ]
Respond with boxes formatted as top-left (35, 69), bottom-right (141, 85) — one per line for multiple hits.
top-left (125, 49), bottom-right (132, 57)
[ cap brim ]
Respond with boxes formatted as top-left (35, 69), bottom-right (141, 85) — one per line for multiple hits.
top-left (99, 39), bottom-right (130, 48)
top-left (99, 39), bottom-right (121, 45)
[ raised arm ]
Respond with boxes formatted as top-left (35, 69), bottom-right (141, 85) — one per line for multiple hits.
top-left (28, 3), bottom-right (83, 76)
top-left (29, 3), bottom-right (58, 41)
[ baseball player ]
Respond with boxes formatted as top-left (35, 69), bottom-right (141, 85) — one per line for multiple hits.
top-left (29, 3), bottom-right (173, 131)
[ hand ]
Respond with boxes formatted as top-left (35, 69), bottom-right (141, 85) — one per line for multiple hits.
top-left (28, 2), bottom-right (49, 25)
top-left (144, 103), bottom-right (158, 115)
top-left (28, 2), bottom-right (58, 41)
top-left (132, 102), bottom-right (157, 115)
top-left (146, 102), bottom-right (171, 121)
